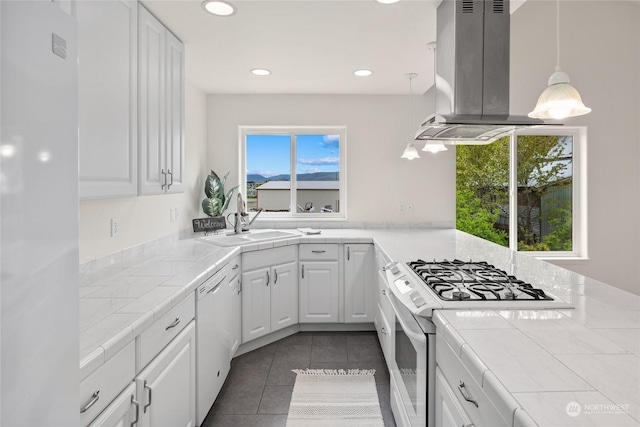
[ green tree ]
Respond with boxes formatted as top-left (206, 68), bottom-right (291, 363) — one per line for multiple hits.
top-left (456, 135), bottom-right (573, 251)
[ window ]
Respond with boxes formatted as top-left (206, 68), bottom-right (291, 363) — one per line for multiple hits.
top-left (456, 127), bottom-right (587, 258)
top-left (239, 126), bottom-right (346, 219)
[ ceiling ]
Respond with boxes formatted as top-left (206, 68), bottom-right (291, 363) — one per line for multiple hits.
top-left (141, 0), bottom-right (440, 95)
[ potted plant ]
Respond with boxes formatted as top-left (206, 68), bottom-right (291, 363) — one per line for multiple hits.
top-left (193, 170), bottom-right (238, 233)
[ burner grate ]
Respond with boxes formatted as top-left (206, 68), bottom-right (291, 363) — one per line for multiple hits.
top-left (407, 259), bottom-right (553, 302)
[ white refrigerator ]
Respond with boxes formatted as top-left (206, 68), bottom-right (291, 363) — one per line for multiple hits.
top-left (1, 1), bottom-right (79, 425)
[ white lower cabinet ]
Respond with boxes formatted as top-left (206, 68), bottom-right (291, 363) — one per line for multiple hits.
top-left (87, 383), bottom-right (137, 427)
top-left (135, 321), bottom-right (196, 427)
top-left (344, 244), bottom-right (375, 323)
top-left (242, 246), bottom-right (298, 343)
top-left (435, 366), bottom-right (474, 427)
top-left (299, 261), bottom-right (339, 322)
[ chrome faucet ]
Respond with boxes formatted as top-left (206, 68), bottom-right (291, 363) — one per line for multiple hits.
top-left (234, 193), bottom-right (263, 234)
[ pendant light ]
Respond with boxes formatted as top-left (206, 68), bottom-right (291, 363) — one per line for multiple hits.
top-left (401, 73), bottom-right (421, 160)
top-left (422, 43), bottom-right (448, 153)
top-left (528, 0), bottom-right (591, 120)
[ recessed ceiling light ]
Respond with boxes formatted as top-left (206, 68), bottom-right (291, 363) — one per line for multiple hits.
top-left (251, 68), bottom-right (271, 76)
top-left (354, 69), bottom-right (373, 77)
top-left (376, 0), bottom-right (400, 4)
top-left (201, 0), bottom-right (236, 17)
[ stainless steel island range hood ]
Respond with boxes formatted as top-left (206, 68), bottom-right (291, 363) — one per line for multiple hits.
top-left (415, 0), bottom-right (544, 145)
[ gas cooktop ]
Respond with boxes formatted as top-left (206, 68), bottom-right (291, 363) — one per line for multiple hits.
top-left (383, 259), bottom-right (573, 318)
top-left (407, 259), bottom-right (553, 302)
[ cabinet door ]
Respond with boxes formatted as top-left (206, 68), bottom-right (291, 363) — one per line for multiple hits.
top-left (270, 261), bottom-right (298, 332)
top-left (435, 367), bottom-right (473, 427)
top-left (299, 261), bottom-right (339, 323)
top-left (164, 29), bottom-right (184, 194)
top-left (241, 268), bottom-right (271, 342)
top-left (138, 4), bottom-right (166, 195)
top-left (87, 383), bottom-right (136, 427)
top-left (77, 0), bottom-right (137, 199)
top-left (136, 322), bottom-right (196, 427)
top-left (344, 244), bottom-right (375, 323)
top-left (229, 275), bottom-right (242, 357)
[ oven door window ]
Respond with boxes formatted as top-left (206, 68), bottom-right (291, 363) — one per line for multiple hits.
top-left (389, 292), bottom-right (427, 426)
top-left (395, 318), bottom-right (419, 411)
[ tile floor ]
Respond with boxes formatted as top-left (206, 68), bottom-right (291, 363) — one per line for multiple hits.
top-left (201, 331), bottom-right (397, 427)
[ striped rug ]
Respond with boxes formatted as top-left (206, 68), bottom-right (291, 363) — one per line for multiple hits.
top-left (286, 369), bottom-right (385, 427)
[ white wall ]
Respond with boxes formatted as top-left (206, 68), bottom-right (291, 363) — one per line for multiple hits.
top-left (78, 80), bottom-right (208, 262)
top-left (510, 0), bottom-right (640, 295)
top-left (206, 94), bottom-right (456, 226)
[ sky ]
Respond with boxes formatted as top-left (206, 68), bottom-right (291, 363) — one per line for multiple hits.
top-left (246, 134), bottom-right (339, 178)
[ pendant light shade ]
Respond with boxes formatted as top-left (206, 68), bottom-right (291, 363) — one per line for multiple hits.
top-left (529, 0), bottom-right (590, 120)
top-left (401, 143), bottom-right (420, 159)
top-left (422, 141), bottom-right (448, 153)
top-left (400, 73), bottom-right (420, 159)
top-left (528, 68), bottom-right (591, 119)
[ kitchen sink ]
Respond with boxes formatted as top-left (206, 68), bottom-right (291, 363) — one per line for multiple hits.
top-left (198, 229), bottom-right (299, 247)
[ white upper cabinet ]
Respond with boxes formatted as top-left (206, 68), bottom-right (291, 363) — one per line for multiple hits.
top-left (77, 0), bottom-right (138, 199)
top-left (138, 4), bottom-right (185, 195)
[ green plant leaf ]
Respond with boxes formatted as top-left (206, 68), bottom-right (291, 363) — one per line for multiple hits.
top-left (221, 185), bottom-right (239, 213)
top-left (204, 171), bottom-right (221, 199)
top-left (202, 197), bottom-right (224, 217)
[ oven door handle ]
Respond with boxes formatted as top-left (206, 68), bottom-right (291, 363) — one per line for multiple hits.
top-left (387, 293), bottom-right (427, 345)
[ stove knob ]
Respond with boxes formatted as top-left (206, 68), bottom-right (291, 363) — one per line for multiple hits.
top-left (409, 291), bottom-right (427, 308)
top-left (390, 265), bottom-right (400, 275)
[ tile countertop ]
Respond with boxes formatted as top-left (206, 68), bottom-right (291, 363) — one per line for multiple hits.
top-left (79, 228), bottom-right (640, 426)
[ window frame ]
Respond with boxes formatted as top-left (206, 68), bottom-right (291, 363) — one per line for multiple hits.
top-left (509, 126), bottom-right (588, 260)
top-left (239, 126), bottom-right (347, 220)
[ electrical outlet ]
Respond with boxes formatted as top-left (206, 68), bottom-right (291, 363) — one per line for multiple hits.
top-left (406, 202), bottom-right (414, 214)
top-left (174, 207), bottom-right (179, 220)
top-left (111, 218), bottom-right (119, 237)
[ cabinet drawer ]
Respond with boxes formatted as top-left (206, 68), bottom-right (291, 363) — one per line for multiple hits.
top-left (228, 255), bottom-right (241, 280)
top-left (374, 247), bottom-right (390, 271)
top-left (243, 245), bottom-right (296, 271)
top-left (80, 341), bottom-right (135, 426)
top-left (299, 244), bottom-right (338, 260)
top-left (138, 292), bottom-right (195, 370)
top-left (377, 270), bottom-right (394, 325)
top-left (436, 334), bottom-right (511, 427)
top-left (374, 303), bottom-right (393, 364)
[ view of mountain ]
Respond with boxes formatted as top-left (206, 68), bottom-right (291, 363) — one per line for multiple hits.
top-left (247, 172), bottom-right (339, 182)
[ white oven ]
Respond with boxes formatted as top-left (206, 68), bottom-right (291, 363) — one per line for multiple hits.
top-left (387, 289), bottom-right (436, 427)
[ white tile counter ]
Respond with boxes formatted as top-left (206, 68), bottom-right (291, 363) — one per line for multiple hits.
top-left (79, 228), bottom-right (640, 426)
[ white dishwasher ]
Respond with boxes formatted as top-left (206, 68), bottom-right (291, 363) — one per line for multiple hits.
top-left (195, 264), bottom-right (230, 426)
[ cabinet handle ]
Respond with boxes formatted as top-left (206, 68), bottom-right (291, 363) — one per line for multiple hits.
top-left (266, 271), bottom-right (270, 286)
top-left (165, 317), bottom-right (180, 330)
top-left (80, 389), bottom-right (100, 413)
top-left (161, 169), bottom-right (167, 189)
top-left (167, 169), bottom-right (173, 189)
top-left (458, 381), bottom-right (479, 408)
top-left (274, 269), bottom-right (278, 284)
top-left (301, 264), bottom-right (304, 279)
top-left (347, 246), bottom-right (350, 261)
top-left (382, 289), bottom-right (387, 296)
top-left (311, 250), bottom-right (326, 254)
top-left (238, 278), bottom-right (242, 295)
top-left (130, 396), bottom-right (140, 427)
top-left (232, 264), bottom-right (239, 270)
top-left (381, 327), bottom-right (387, 335)
top-left (143, 381), bottom-right (153, 413)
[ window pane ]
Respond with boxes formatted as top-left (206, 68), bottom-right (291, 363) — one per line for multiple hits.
top-left (516, 135), bottom-right (573, 251)
top-left (455, 137), bottom-right (510, 247)
top-left (295, 134), bottom-right (340, 213)
top-left (246, 134), bottom-right (291, 212)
